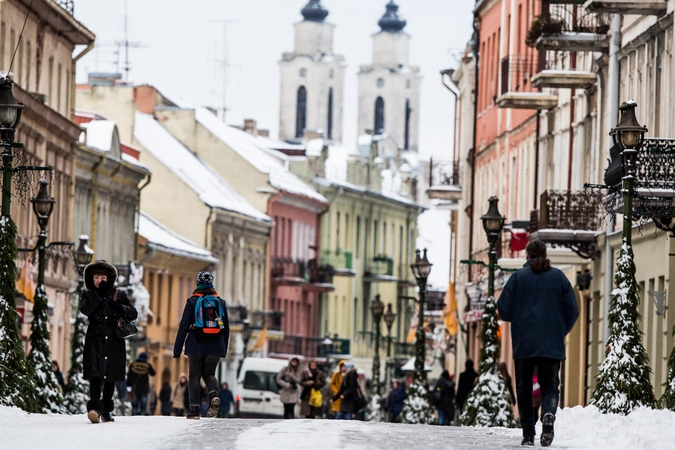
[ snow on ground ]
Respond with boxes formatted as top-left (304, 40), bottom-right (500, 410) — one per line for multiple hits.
top-left (0, 405), bottom-right (672, 449)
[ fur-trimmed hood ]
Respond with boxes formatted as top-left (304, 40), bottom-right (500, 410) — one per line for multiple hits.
top-left (84, 260), bottom-right (118, 293)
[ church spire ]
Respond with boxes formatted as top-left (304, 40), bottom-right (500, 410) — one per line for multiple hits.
top-left (378, 1), bottom-right (406, 33)
top-left (301, 0), bottom-right (329, 23)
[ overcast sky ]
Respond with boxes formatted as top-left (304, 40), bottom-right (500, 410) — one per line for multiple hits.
top-left (74, 0), bottom-right (473, 159)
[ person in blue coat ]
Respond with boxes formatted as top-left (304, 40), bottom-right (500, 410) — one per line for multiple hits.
top-left (497, 239), bottom-right (579, 447)
top-left (173, 271), bottom-right (230, 420)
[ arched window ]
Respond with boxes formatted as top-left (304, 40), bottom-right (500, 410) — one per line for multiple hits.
top-left (404, 99), bottom-right (411, 149)
top-left (374, 96), bottom-right (385, 134)
top-left (296, 86), bottom-right (307, 138)
top-left (327, 88), bottom-right (334, 140)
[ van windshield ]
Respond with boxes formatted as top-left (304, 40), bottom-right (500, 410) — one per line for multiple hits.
top-left (243, 371), bottom-right (280, 394)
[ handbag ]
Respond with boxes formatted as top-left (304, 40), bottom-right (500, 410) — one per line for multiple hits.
top-left (354, 386), bottom-right (367, 412)
top-left (308, 388), bottom-right (323, 408)
top-left (112, 289), bottom-right (138, 339)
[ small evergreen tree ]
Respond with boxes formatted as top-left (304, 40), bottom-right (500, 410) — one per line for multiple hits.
top-left (26, 285), bottom-right (66, 414)
top-left (590, 239), bottom-right (655, 414)
top-left (366, 392), bottom-right (384, 422)
top-left (659, 326), bottom-right (675, 410)
top-left (458, 296), bottom-right (516, 427)
top-left (400, 329), bottom-right (436, 424)
top-left (63, 310), bottom-right (88, 414)
top-left (0, 217), bottom-right (38, 412)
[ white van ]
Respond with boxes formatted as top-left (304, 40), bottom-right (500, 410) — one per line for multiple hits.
top-left (236, 357), bottom-right (297, 418)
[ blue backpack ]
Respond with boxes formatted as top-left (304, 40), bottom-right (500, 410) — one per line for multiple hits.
top-left (192, 294), bottom-right (225, 335)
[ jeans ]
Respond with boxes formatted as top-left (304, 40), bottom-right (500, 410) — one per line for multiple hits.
top-left (515, 358), bottom-right (561, 438)
top-left (437, 409), bottom-right (452, 425)
top-left (283, 403), bottom-right (295, 419)
top-left (188, 354), bottom-right (220, 408)
top-left (132, 392), bottom-right (148, 416)
top-left (335, 411), bottom-right (352, 420)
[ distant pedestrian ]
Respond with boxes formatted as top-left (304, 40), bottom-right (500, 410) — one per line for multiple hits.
top-left (218, 382), bottom-right (235, 418)
top-left (146, 381), bottom-right (158, 415)
top-left (52, 360), bottom-right (65, 394)
top-left (300, 360), bottom-right (326, 418)
top-left (497, 239), bottom-right (579, 447)
top-left (127, 352), bottom-right (156, 416)
top-left (328, 361), bottom-right (346, 419)
top-left (386, 380), bottom-right (406, 422)
top-left (456, 359), bottom-right (478, 413)
top-left (80, 260), bottom-right (138, 424)
top-left (173, 271), bottom-right (230, 419)
top-left (159, 381), bottom-right (172, 416)
top-left (171, 374), bottom-right (188, 416)
top-left (433, 370), bottom-right (456, 425)
top-left (276, 357), bottom-right (302, 419)
top-left (333, 362), bottom-right (359, 420)
top-left (498, 362), bottom-right (516, 406)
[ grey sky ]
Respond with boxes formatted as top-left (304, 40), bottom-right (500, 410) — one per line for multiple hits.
top-left (74, 0), bottom-right (473, 159)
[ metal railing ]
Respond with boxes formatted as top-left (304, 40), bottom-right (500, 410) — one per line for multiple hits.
top-left (307, 264), bottom-right (334, 284)
top-left (500, 55), bottom-right (541, 95)
top-left (527, 4), bottom-right (610, 46)
top-left (57, 0), bottom-right (75, 15)
top-left (365, 255), bottom-right (394, 277)
top-left (429, 158), bottom-right (460, 187)
top-left (271, 257), bottom-right (307, 279)
top-left (320, 250), bottom-right (353, 270)
top-left (530, 190), bottom-right (604, 232)
top-left (394, 342), bottom-right (415, 357)
top-left (227, 305), bottom-right (248, 325)
top-left (268, 335), bottom-right (351, 358)
top-left (251, 310), bottom-right (283, 332)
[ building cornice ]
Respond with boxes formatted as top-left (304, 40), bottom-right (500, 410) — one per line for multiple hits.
top-left (16, 0), bottom-right (95, 46)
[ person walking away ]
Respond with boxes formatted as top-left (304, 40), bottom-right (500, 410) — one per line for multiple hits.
top-left (276, 357), bottom-right (302, 419)
top-left (81, 260), bottom-right (138, 424)
top-left (433, 370), bottom-right (456, 425)
top-left (333, 362), bottom-right (359, 420)
top-left (171, 374), bottom-right (188, 416)
top-left (300, 360), bottom-right (326, 418)
top-left (328, 361), bottom-right (346, 419)
top-left (127, 352), bottom-right (156, 416)
top-left (159, 381), bottom-right (173, 416)
top-left (52, 360), bottom-right (65, 394)
top-left (173, 271), bottom-right (230, 419)
top-left (386, 380), bottom-right (407, 422)
top-left (456, 359), bottom-right (478, 413)
top-left (498, 362), bottom-right (517, 407)
top-left (217, 382), bottom-right (235, 418)
top-left (497, 239), bottom-right (579, 447)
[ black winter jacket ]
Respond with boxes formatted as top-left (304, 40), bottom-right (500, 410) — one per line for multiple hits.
top-left (333, 369), bottom-right (359, 413)
top-left (497, 260), bottom-right (579, 360)
top-left (173, 290), bottom-right (230, 358)
top-left (127, 360), bottom-right (156, 395)
top-left (433, 377), bottom-right (456, 412)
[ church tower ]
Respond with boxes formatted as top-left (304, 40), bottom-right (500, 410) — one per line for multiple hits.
top-left (279, 0), bottom-right (346, 144)
top-left (358, 1), bottom-right (421, 151)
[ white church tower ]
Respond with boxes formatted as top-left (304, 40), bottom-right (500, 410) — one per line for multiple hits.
top-left (358, 1), bottom-right (421, 151)
top-left (279, 0), bottom-right (346, 144)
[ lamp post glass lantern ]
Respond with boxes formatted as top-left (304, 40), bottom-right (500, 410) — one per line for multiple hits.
top-left (383, 302), bottom-right (396, 397)
top-left (409, 249), bottom-right (432, 386)
top-left (481, 197), bottom-right (505, 298)
top-left (322, 332), bottom-right (333, 368)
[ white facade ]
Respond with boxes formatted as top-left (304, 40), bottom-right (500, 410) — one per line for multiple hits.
top-left (279, 13), bottom-right (346, 143)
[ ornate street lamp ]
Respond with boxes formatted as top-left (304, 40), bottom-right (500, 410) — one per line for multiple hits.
top-left (30, 178), bottom-right (55, 291)
top-left (383, 302), bottom-right (397, 397)
top-left (0, 76), bottom-right (24, 217)
top-left (73, 235), bottom-right (94, 293)
top-left (370, 294), bottom-right (385, 396)
top-left (481, 196), bottom-right (506, 299)
top-left (410, 249), bottom-right (432, 386)
top-left (237, 318), bottom-right (252, 378)
top-left (610, 100), bottom-right (648, 246)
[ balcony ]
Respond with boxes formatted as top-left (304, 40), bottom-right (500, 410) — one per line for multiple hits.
top-left (531, 51), bottom-right (597, 89)
top-left (529, 190), bottom-right (604, 259)
top-left (394, 342), bottom-right (415, 358)
top-left (320, 250), bottom-right (354, 276)
top-left (496, 55), bottom-right (558, 110)
top-left (583, 0), bottom-right (667, 15)
top-left (268, 335), bottom-right (351, 358)
top-left (528, 5), bottom-right (610, 53)
top-left (227, 304), bottom-right (249, 326)
top-left (271, 257), bottom-right (307, 284)
top-left (364, 255), bottom-right (397, 281)
top-left (427, 158), bottom-right (461, 201)
top-left (251, 310), bottom-right (283, 332)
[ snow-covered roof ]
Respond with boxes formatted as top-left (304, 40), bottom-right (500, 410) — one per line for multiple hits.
top-left (133, 112), bottom-right (271, 223)
top-left (138, 211), bottom-right (218, 263)
top-left (121, 152), bottom-right (149, 171)
top-left (81, 120), bottom-right (116, 153)
top-left (195, 108), bottom-right (327, 204)
top-left (314, 177), bottom-right (424, 209)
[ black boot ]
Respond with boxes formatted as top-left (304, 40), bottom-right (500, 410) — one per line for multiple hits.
top-left (186, 406), bottom-right (201, 420)
top-left (101, 399), bottom-right (115, 423)
top-left (521, 436), bottom-right (534, 446)
top-left (540, 413), bottom-right (555, 447)
top-left (86, 400), bottom-right (102, 424)
top-left (207, 391), bottom-right (220, 418)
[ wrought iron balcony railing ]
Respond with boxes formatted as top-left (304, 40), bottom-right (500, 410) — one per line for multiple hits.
top-left (365, 255), bottom-right (394, 277)
top-left (268, 335), bottom-right (351, 357)
top-left (320, 250), bottom-right (353, 271)
top-left (307, 263), bottom-right (334, 284)
top-left (527, 4), bottom-right (610, 52)
top-left (57, 0), bottom-right (75, 15)
top-left (500, 55), bottom-right (541, 96)
top-left (271, 257), bottom-right (307, 279)
top-left (227, 305), bottom-right (248, 325)
top-left (429, 158), bottom-right (459, 187)
top-left (394, 342), bottom-right (415, 357)
top-left (251, 310), bottom-right (283, 332)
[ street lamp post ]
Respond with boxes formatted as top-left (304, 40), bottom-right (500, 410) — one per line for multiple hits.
top-left (322, 332), bottom-right (333, 370)
top-left (383, 303), bottom-right (396, 397)
top-left (410, 249), bottom-right (432, 386)
top-left (237, 319), bottom-right (252, 378)
top-left (481, 196), bottom-right (506, 299)
top-left (370, 294), bottom-right (385, 396)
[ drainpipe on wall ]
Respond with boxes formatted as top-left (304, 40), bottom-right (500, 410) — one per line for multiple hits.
top-left (604, 14), bottom-right (622, 344)
top-left (133, 172), bottom-right (151, 263)
top-left (468, 15), bottom-right (481, 282)
top-left (71, 41), bottom-right (95, 121)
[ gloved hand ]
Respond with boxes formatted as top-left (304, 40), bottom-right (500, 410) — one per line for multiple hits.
top-left (110, 300), bottom-right (124, 314)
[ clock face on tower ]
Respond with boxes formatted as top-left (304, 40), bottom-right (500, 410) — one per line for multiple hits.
top-left (377, 78), bottom-right (385, 88)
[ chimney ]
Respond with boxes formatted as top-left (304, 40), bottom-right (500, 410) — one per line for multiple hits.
top-left (243, 119), bottom-right (258, 136)
top-left (258, 129), bottom-right (270, 137)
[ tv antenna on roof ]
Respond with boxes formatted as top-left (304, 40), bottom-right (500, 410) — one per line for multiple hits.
top-left (210, 19), bottom-right (240, 122)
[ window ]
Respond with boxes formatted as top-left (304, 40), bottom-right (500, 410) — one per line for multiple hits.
top-left (377, 78), bottom-right (385, 87)
top-left (57, 63), bottom-right (62, 112)
top-left (383, 221), bottom-right (387, 255)
top-left (404, 99), bottom-right (411, 150)
top-left (373, 220), bottom-right (379, 256)
top-left (300, 68), bottom-right (307, 77)
top-left (345, 214), bottom-right (350, 250)
top-left (17, 39), bottom-right (22, 86)
top-left (25, 41), bottom-right (30, 90)
top-left (327, 87), bottom-right (333, 140)
top-left (48, 57), bottom-right (54, 107)
top-left (406, 79), bottom-right (411, 89)
top-left (0, 23), bottom-right (5, 69)
top-left (296, 86), bottom-right (307, 138)
top-left (336, 212), bottom-right (341, 251)
top-left (329, 69), bottom-right (334, 79)
top-left (356, 216), bottom-right (361, 258)
top-left (374, 97), bottom-right (385, 134)
top-left (243, 371), bottom-right (279, 394)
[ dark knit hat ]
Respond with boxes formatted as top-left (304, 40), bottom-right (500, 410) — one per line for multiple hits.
top-left (196, 271), bottom-right (214, 285)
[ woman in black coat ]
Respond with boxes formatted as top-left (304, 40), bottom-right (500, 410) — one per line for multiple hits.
top-left (433, 370), bottom-right (456, 425)
top-left (333, 364), bottom-right (359, 420)
top-left (81, 260), bottom-right (138, 423)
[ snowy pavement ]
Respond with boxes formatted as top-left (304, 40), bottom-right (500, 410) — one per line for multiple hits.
top-left (0, 405), bottom-right (672, 450)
